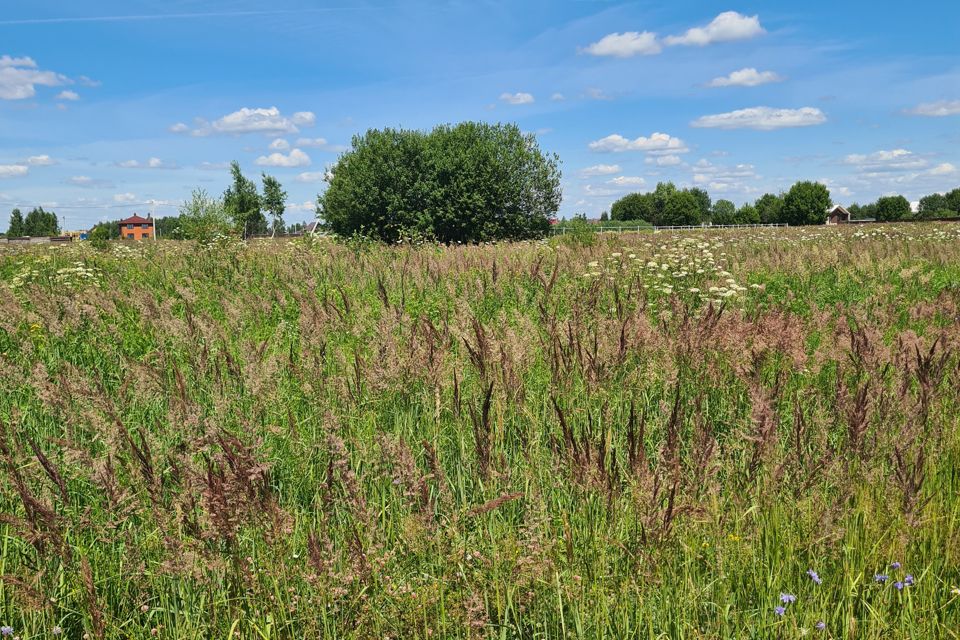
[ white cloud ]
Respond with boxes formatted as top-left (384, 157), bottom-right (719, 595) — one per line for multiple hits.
top-left (583, 184), bottom-right (621, 197)
top-left (56, 89), bottom-right (79, 101)
top-left (690, 159), bottom-right (759, 193)
top-left (269, 138), bottom-right (290, 151)
top-left (589, 132), bottom-right (688, 154)
top-left (665, 11), bottom-right (764, 47)
top-left (188, 106), bottom-right (317, 136)
top-left (500, 92), bottom-right (534, 105)
top-left (197, 161), bottom-right (229, 171)
top-left (906, 100), bottom-right (960, 117)
top-left (113, 192), bottom-right (137, 203)
top-left (168, 122), bottom-right (189, 133)
top-left (67, 175), bottom-right (113, 188)
top-left (607, 176), bottom-right (646, 187)
top-left (295, 137), bottom-right (346, 151)
top-left (26, 155), bottom-right (56, 166)
top-left (583, 87), bottom-right (612, 101)
top-left (550, 92), bottom-right (566, 102)
top-left (843, 149), bottom-right (927, 172)
top-left (645, 154), bottom-right (683, 166)
top-left (0, 55), bottom-right (69, 100)
top-left (256, 148), bottom-right (311, 167)
top-left (0, 165), bottom-right (28, 178)
top-left (115, 157), bottom-right (176, 169)
top-left (579, 164), bottom-right (621, 177)
top-left (287, 200), bottom-right (317, 213)
top-left (78, 75), bottom-right (100, 87)
top-left (581, 31), bottom-right (661, 58)
top-left (930, 162), bottom-right (957, 176)
top-left (691, 106), bottom-right (826, 130)
top-left (295, 171), bottom-right (330, 183)
top-left (707, 68), bottom-right (783, 87)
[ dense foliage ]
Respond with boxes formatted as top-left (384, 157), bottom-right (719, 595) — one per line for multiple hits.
top-left (782, 181), bottom-right (831, 226)
top-left (1, 225), bottom-right (960, 637)
top-left (876, 195), bottom-right (912, 222)
top-left (318, 122), bottom-right (562, 243)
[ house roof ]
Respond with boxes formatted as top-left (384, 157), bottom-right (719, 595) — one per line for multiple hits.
top-left (827, 205), bottom-right (850, 214)
top-left (305, 220), bottom-right (320, 233)
top-left (118, 214), bottom-right (153, 225)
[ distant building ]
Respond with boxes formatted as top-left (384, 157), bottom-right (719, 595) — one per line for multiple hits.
top-left (304, 220), bottom-right (321, 234)
top-left (64, 229), bottom-right (89, 240)
top-left (118, 214), bottom-right (154, 240)
top-left (826, 205), bottom-right (851, 225)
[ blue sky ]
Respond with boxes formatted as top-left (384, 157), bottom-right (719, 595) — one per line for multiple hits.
top-left (1, 0), bottom-right (958, 229)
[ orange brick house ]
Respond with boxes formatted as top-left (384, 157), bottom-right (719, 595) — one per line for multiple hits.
top-left (118, 214), bottom-right (154, 240)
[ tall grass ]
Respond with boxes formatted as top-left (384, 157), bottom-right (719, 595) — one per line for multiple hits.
top-left (0, 224), bottom-right (959, 638)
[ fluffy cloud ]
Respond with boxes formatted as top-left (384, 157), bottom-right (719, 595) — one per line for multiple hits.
top-left (67, 176), bottom-right (113, 188)
top-left (550, 93), bottom-right (566, 102)
top-left (645, 155), bottom-right (683, 166)
top-left (287, 200), bottom-right (318, 213)
top-left (707, 68), bottom-right (783, 87)
top-left (26, 155), bottom-right (55, 166)
top-left (930, 162), bottom-right (957, 176)
top-left (588, 132), bottom-right (688, 154)
top-left (843, 149), bottom-right (927, 172)
top-left (256, 148), bottom-right (311, 167)
top-left (579, 164), bottom-right (621, 177)
top-left (0, 55), bottom-right (71, 100)
top-left (581, 31), bottom-right (661, 58)
top-left (56, 90), bottom-right (79, 101)
top-left (295, 171), bottom-right (326, 183)
top-left (183, 107), bottom-right (317, 136)
top-left (168, 122), bottom-right (190, 133)
top-left (906, 100), bottom-right (960, 117)
top-left (583, 87), bottom-right (612, 101)
top-left (691, 107), bottom-right (826, 130)
top-left (665, 11), bottom-right (764, 47)
top-left (269, 138), bottom-right (290, 151)
top-left (0, 164), bottom-right (28, 178)
top-left (607, 176), bottom-right (646, 187)
top-left (116, 157), bottom-right (177, 169)
top-left (113, 193), bottom-right (137, 203)
top-left (500, 92), bottom-right (534, 105)
top-left (691, 159), bottom-right (759, 193)
top-left (295, 137), bottom-right (346, 151)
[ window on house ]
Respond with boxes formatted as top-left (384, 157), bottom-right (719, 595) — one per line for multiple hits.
top-left (142, 223), bottom-right (149, 228)
top-left (126, 233), bottom-right (134, 239)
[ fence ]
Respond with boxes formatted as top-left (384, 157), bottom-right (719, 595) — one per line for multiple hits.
top-left (549, 222), bottom-right (788, 235)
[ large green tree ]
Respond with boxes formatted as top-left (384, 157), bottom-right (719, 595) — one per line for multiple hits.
top-left (688, 187), bottom-right (712, 222)
top-left (710, 199), bottom-right (737, 225)
top-left (22, 206), bottom-right (60, 236)
top-left (610, 192), bottom-right (656, 222)
top-left (661, 190), bottom-right (702, 226)
top-left (782, 182), bottom-right (831, 226)
top-left (6, 209), bottom-right (24, 237)
top-left (737, 204), bottom-right (760, 224)
top-left (261, 173), bottom-right (287, 236)
top-left (224, 162), bottom-right (266, 237)
top-left (875, 195), bottom-right (911, 222)
top-left (946, 188), bottom-right (960, 214)
top-left (319, 122), bottom-right (561, 243)
top-left (917, 193), bottom-right (948, 219)
top-left (755, 193), bottom-right (785, 224)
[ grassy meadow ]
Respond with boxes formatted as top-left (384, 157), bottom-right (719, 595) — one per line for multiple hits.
top-left (1, 224), bottom-right (960, 638)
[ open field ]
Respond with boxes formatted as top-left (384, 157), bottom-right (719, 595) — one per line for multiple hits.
top-left (1, 224), bottom-right (960, 638)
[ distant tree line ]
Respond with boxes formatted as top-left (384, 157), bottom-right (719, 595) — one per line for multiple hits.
top-left (40, 163), bottom-right (291, 243)
top-left (610, 180), bottom-right (832, 226)
top-left (847, 187), bottom-right (960, 222)
top-left (2, 207), bottom-right (60, 237)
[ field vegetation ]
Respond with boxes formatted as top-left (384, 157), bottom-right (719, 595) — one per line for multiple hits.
top-left (1, 224), bottom-right (960, 638)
